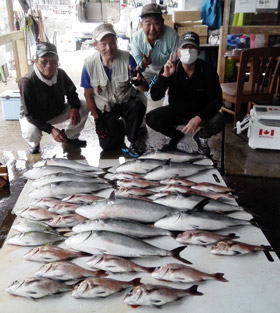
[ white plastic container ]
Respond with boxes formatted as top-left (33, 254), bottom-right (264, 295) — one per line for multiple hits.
top-left (0, 90), bottom-right (21, 120)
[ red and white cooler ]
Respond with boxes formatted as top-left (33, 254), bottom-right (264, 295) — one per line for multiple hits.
top-left (236, 105), bottom-right (280, 150)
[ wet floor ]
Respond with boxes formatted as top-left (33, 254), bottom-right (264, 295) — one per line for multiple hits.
top-left (1, 49), bottom-right (280, 258)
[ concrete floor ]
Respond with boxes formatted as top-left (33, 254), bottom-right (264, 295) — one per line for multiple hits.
top-left (1, 49), bottom-right (280, 258)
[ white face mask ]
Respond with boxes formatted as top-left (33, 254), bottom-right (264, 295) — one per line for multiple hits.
top-left (179, 48), bottom-right (198, 65)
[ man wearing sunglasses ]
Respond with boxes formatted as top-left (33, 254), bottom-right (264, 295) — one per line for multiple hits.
top-left (19, 42), bottom-right (89, 154)
top-left (146, 32), bottom-right (225, 157)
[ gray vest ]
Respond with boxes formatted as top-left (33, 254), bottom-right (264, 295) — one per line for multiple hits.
top-left (85, 50), bottom-right (146, 112)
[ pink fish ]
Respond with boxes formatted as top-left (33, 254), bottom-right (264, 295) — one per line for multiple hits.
top-left (211, 240), bottom-right (273, 255)
top-left (152, 263), bottom-right (227, 283)
top-left (117, 179), bottom-right (160, 188)
top-left (48, 202), bottom-right (80, 214)
top-left (46, 214), bottom-right (87, 228)
top-left (176, 230), bottom-right (239, 246)
top-left (160, 177), bottom-right (196, 186)
top-left (115, 187), bottom-right (156, 197)
top-left (61, 194), bottom-right (104, 204)
top-left (16, 207), bottom-right (58, 221)
top-left (191, 182), bottom-right (233, 193)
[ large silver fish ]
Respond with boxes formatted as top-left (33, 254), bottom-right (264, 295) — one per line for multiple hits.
top-left (72, 218), bottom-right (172, 238)
top-left (65, 231), bottom-right (191, 264)
top-left (154, 210), bottom-right (254, 231)
top-left (87, 254), bottom-right (155, 273)
top-left (72, 277), bottom-right (141, 298)
top-left (210, 240), bottom-right (273, 256)
top-left (12, 218), bottom-right (55, 233)
top-left (144, 163), bottom-right (213, 180)
top-left (114, 187), bottom-right (156, 197)
top-left (115, 158), bottom-right (168, 174)
top-left (176, 230), bottom-right (239, 246)
top-left (75, 198), bottom-right (177, 223)
top-left (151, 263), bottom-right (227, 283)
top-left (139, 150), bottom-right (206, 163)
top-left (34, 158), bottom-right (108, 173)
top-left (24, 245), bottom-right (88, 263)
top-left (31, 173), bottom-right (109, 188)
top-left (116, 179), bottom-right (160, 188)
top-left (6, 231), bottom-right (64, 246)
top-left (123, 284), bottom-right (203, 307)
top-left (15, 207), bottom-right (58, 221)
top-left (34, 261), bottom-right (107, 281)
top-left (28, 181), bottom-right (110, 199)
top-left (6, 277), bottom-right (72, 299)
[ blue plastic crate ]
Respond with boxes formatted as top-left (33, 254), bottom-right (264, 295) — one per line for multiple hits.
top-left (0, 90), bottom-right (21, 120)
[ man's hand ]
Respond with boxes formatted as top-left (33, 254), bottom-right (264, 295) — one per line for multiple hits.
top-left (162, 52), bottom-right (177, 78)
top-left (141, 50), bottom-right (152, 69)
top-left (95, 118), bottom-right (108, 139)
top-left (181, 116), bottom-right (202, 134)
top-left (129, 65), bottom-right (143, 87)
top-left (51, 127), bottom-right (68, 143)
top-left (67, 108), bottom-right (81, 126)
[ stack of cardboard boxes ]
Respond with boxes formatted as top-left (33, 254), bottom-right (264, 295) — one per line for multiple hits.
top-left (163, 10), bottom-right (208, 44)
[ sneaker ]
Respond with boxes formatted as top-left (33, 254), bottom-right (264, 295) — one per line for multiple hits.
top-left (66, 138), bottom-right (87, 147)
top-left (162, 133), bottom-right (184, 150)
top-left (29, 145), bottom-right (40, 154)
top-left (122, 143), bottom-right (144, 158)
top-left (193, 132), bottom-right (211, 156)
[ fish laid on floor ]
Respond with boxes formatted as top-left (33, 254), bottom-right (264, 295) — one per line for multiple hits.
top-left (114, 187), bottom-right (156, 197)
top-left (31, 173), bottom-right (110, 188)
top-left (65, 231), bottom-right (191, 264)
top-left (23, 165), bottom-right (105, 180)
top-left (153, 193), bottom-right (243, 212)
top-left (29, 197), bottom-right (62, 209)
top-left (72, 277), bottom-right (141, 299)
top-left (15, 207), bottom-right (58, 221)
top-left (72, 218), bottom-right (172, 238)
top-left (34, 158), bottom-right (109, 173)
top-left (123, 284), bottom-right (203, 307)
top-left (115, 158), bottom-right (169, 174)
top-left (24, 245), bottom-right (89, 263)
top-left (191, 182), bottom-right (233, 193)
top-left (46, 214), bottom-right (87, 228)
top-left (12, 218), bottom-right (55, 233)
top-left (152, 263), bottom-right (227, 283)
top-left (75, 197), bottom-right (178, 223)
top-left (87, 254), bottom-right (155, 273)
top-left (6, 231), bottom-right (65, 246)
top-left (210, 240), bottom-right (273, 256)
top-left (154, 210), bottom-right (255, 231)
top-left (6, 277), bottom-right (73, 299)
top-left (48, 202), bottom-right (80, 215)
top-left (110, 172), bottom-right (144, 181)
top-left (160, 177), bottom-right (196, 186)
top-left (176, 230), bottom-right (239, 246)
top-left (62, 194), bottom-right (105, 204)
top-left (28, 181), bottom-right (111, 199)
top-left (144, 162), bottom-right (214, 180)
top-left (116, 179), bottom-right (161, 189)
top-left (139, 150), bottom-right (207, 163)
top-left (34, 261), bottom-right (107, 281)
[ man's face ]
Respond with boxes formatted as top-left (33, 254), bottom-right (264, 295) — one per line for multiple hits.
top-left (35, 54), bottom-right (59, 79)
top-left (95, 34), bottom-right (117, 60)
top-left (142, 16), bottom-right (163, 43)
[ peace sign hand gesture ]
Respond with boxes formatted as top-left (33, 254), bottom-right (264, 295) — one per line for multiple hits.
top-left (141, 50), bottom-right (152, 68)
top-left (162, 52), bottom-right (177, 77)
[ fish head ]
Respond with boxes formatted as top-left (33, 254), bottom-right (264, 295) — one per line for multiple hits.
top-left (65, 231), bottom-right (92, 248)
top-left (154, 212), bottom-right (181, 229)
top-left (34, 263), bottom-right (53, 277)
top-left (72, 280), bottom-right (89, 298)
top-left (211, 241), bottom-right (232, 254)
top-left (6, 279), bottom-right (25, 295)
top-left (123, 285), bottom-right (144, 305)
top-left (151, 264), bottom-right (170, 279)
top-left (24, 247), bottom-right (39, 259)
top-left (87, 254), bottom-right (105, 267)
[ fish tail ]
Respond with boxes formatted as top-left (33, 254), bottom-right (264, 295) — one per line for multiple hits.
top-left (97, 270), bottom-right (108, 277)
top-left (229, 233), bottom-right (240, 240)
top-left (131, 278), bottom-right (142, 286)
top-left (171, 246), bottom-right (192, 265)
top-left (187, 284), bottom-right (203, 296)
top-left (214, 272), bottom-right (228, 282)
top-left (261, 245), bottom-right (274, 252)
top-left (146, 267), bottom-right (157, 273)
top-left (249, 218), bottom-right (261, 228)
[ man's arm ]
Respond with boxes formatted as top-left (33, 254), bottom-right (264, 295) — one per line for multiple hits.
top-left (84, 88), bottom-right (99, 120)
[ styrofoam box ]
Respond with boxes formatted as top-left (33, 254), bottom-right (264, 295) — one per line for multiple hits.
top-left (0, 89), bottom-right (21, 120)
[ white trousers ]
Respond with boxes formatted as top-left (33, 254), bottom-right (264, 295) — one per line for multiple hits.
top-left (19, 100), bottom-right (89, 147)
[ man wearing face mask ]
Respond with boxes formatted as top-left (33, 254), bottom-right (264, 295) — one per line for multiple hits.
top-left (146, 32), bottom-right (225, 156)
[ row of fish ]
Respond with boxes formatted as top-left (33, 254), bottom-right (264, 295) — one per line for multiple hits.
top-left (6, 155), bottom-right (273, 308)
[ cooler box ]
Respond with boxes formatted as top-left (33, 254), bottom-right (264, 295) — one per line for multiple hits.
top-left (247, 105), bottom-right (280, 150)
top-left (0, 90), bottom-right (21, 120)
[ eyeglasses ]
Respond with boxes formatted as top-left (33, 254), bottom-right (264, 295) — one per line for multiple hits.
top-left (38, 59), bottom-right (59, 66)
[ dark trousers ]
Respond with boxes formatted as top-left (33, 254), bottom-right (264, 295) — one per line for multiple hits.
top-left (146, 106), bottom-right (226, 139)
top-left (98, 97), bottom-right (146, 150)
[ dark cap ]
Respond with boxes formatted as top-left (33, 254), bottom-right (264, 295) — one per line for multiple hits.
top-left (179, 32), bottom-right (200, 48)
top-left (93, 23), bottom-right (116, 41)
top-left (140, 4), bottom-right (162, 18)
top-left (36, 42), bottom-right (58, 58)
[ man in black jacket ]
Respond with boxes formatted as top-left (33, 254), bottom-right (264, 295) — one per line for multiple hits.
top-left (19, 42), bottom-right (89, 154)
top-left (146, 32), bottom-right (225, 156)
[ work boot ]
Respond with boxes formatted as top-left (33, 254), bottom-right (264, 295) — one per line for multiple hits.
top-left (193, 132), bottom-right (211, 156)
top-left (66, 138), bottom-right (87, 147)
top-left (122, 143), bottom-right (145, 158)
top-left (162, 132), bottom-right (184, 150)
top-left (29, 145), bottom-right (40, 154)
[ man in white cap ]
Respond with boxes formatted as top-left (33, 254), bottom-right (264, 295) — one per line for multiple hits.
top-left (146, 32), bottom-right (225, 156)
top-left (81, 23), bottom-right (149, 157)
top-left (131, 3), bottom-right (178, 84)
top-left (19, 42), bottom-right (89, 154)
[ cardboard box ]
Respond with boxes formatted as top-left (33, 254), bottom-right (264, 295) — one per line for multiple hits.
top-left (162, 13), bottom-right (172, 21)
top-left (165, 21), bottom-right (175, 29)
top-left (176, 25), bottom-right (208, 36)
top-left (0, 90), bottom-right (21, 120)
top-left (175, 20), bottom-right (203, 27)
top-left (172, 10), bottom-right (201, 22)
top-left (0, 166), bottom-right (9, 188)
